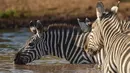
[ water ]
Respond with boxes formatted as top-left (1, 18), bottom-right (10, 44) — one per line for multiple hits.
top-left (0, 28), bottom-right (30, 53)
top-left (0, 28), bottom-right (101, 73)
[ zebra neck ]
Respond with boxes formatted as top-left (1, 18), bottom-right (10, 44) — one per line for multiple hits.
top-left (101, 16), bottom-right (121, 38)
top-left (98, 16), bottom-right (121, 53)
top-left (44, 29), bottom-right (82, 56)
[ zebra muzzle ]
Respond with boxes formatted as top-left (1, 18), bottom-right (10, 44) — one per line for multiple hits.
top-left (14, 52), bottom-right (28, 65)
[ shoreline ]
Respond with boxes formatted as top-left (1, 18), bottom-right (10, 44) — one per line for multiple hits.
top-left (0, 15), bottom-right (96, 29)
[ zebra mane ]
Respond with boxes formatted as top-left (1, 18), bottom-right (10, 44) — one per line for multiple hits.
top-left (47, 24), bottom-right (80, 30)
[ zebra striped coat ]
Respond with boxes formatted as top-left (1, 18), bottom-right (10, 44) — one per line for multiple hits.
top-left (14, 21), bottom-right (101, 64)
top-left (120, 20), bottom-right (130, 35)
top-left (87, 2), bottom-right (130, 73)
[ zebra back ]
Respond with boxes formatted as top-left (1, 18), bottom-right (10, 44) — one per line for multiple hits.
top-left (42, 24), bottom-right (96, 64)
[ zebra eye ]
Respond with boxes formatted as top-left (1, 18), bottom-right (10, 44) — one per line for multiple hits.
top-left (104, 12), bottom-right (110, 18)
top-left (29, 43), bottom-right (34, 46)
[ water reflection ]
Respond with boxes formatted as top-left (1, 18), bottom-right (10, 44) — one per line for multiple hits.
top-left (0, 62), bottom-right (101, 73)
top-left (13, 64), bottom-right (101, 73)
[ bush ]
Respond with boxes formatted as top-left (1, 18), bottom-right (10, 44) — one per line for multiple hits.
top-left (0, 10), bottom-right (20, 18)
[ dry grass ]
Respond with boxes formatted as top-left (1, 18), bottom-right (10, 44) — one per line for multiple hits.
top-left (0, 0), bottom-right (122, 18)
top-left (0, 0), bottom-right (129, 28)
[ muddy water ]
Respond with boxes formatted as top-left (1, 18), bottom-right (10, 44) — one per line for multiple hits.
top-left (0, 28), bottom-right (101, 73)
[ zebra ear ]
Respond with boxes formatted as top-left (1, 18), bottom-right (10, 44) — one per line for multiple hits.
top-left (77, 18), bottom-right (92, 32)
top-left (36, 20), bottom-right (43, 32)
top-left (96, 1), bottom-right (105, 19)
top-left (111, 1), bottom-right (120, 13)
top-left (29, 20), bottom-right (47, 35)
top-left (29, 20), bottom-right (37, 34)
top-left (36, 20), bottom-right (48, 32)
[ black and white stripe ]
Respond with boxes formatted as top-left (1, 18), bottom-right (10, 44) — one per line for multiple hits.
top-left (120, 20), bottom-right (130, 34)
top-left (14, 21), bottom-right (98, 64)
top-left (87, 1), bottom-right (130, 73)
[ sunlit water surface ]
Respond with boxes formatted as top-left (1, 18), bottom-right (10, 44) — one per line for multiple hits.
top-left (0, 28), bottom-right (101, 73)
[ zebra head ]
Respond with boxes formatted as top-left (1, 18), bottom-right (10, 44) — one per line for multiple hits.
top-left (86, 21), bottom-right (104, 55)
top-left (86, 1), bottom-right (120, 55)
top-left (14, 20), bottom-right (48, 65)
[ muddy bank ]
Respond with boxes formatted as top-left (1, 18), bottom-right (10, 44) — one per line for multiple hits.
top-left (0, 12), bottom-right (129, 29)
top-left (0, 16), bottom-right (96, 29)
top-left (1, 11), bottom-right (129, 29)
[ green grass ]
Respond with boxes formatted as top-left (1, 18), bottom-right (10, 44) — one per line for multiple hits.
top-left (0, 9), bottom-right (20, 18)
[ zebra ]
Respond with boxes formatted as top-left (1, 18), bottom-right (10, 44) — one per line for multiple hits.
top-left (14, 2), bottom-right (127, 66)
top-left (13, 3), bottom-right (127, 66)
top-left (86, 1), bottom-right (130, 73)
top-left (77, 18), bottom-right (105, 66)
top-left (14, 20), bottom-right (98, 65)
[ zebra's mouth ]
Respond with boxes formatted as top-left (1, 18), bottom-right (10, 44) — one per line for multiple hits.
top-left (14, 57), bottom-right (27, 65)
top-left (14, 52), bottom-right (28, 65)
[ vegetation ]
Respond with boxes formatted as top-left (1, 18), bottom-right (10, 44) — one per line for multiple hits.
top-left (0, 10), bottom-right (20, 18)
top-left (0, 0), bottom-right (119, 18)
top-left (0, 0), bottom-right (129, 28)
top-left (0, 0), bottom-right (129, 18)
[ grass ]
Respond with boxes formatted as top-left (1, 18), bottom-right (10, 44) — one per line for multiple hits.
top-left (0, 0), bottom-right (129, 28)
top-left (0, 0), bottom-right (125, 18)
top-left (0, 9), bottom-right (20, 18)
